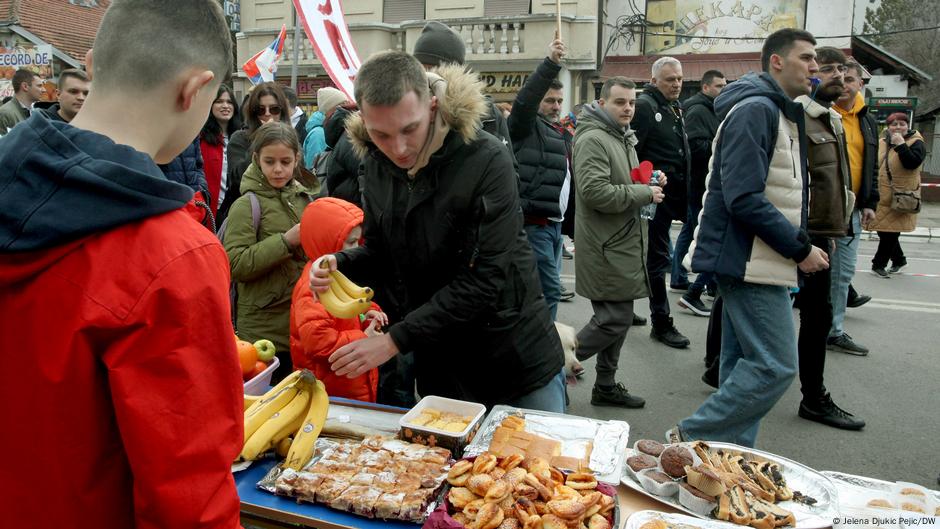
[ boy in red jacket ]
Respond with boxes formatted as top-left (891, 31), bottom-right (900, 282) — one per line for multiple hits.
top-left (291, 198), bottom-right (388, 402)
top-left (0, 2), bottom-right (243, 528)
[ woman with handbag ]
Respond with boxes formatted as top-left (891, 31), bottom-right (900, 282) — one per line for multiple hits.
top-left (865, 112), bottom-right (925, 277)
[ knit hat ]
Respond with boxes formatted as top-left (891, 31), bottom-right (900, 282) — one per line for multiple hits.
top-left (412, 21), bottom-right (465, 66)
top-left (316, 87), bottom-right (348, 116)
top-left (885, 112), bottom-right (909, 125)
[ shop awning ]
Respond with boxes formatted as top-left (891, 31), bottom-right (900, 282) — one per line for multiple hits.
top-left (601, 52), bottom-right (764, 83)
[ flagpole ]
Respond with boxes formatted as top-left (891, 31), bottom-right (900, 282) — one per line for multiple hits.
top-left (290, 4), bottom-right (300, 91)
top-left (555, 0), bottom-right (561, 40)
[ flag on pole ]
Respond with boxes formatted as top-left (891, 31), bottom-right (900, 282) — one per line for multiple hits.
top-left (242, 24), bottom-right (288, 85)
top-left (292, 0), bottom-right (361, 100)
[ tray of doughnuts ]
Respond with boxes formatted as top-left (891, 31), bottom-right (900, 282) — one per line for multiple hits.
top-left (621, 440), bottom-right (839, 529)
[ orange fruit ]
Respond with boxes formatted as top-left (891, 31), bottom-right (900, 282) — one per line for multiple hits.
top-left (245, 360), bottom-right (268, 381)
top-left (236, 340), bottom-right (258, 375)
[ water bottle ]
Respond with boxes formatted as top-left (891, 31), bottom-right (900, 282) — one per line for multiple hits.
top-left (640, 170), bottom-right (663, 220)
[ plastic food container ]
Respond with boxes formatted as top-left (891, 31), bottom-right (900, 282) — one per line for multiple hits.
top-left (399, 395), bottom-right (486, 457)
top-left (243, 356), bottom-right (280, 395)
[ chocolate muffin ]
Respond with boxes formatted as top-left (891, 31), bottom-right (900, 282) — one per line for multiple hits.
top-left (680, 482), bottom-right (714, 500)
top-left (636, 439), bottom-right (665, 457)
top-left (627, 454), bottom-right (658, 472)
top-left (643, 470), bottom-right (674, 484)
top-left (660, 446), bottom-right (693, 478)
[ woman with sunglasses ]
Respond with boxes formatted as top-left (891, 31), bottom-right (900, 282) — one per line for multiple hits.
top-left (217, 81), bottom-right (290, 224)
top-left (199, 84), bottom-right (243, 216)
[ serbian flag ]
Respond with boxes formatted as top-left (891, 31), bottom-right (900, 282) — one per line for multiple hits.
top-left (243, 24), bottom-right (288, 85)
top-left (292, 0), bottom-right (361, 100)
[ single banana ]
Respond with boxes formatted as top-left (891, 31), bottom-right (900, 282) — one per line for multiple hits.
top-left (244, 370), bottom-right (314, 439)
top-left (244, 369), bottom-right (302, 417)
top-left (319, 281), bottom-right (369, 319)
top-left (328, 277), bottom-right (356, 303)
top-left (239, 387), bottom-right (311, 461)
top-left (244, 394), bottom-right (262, 411)
top-left (275, 437), bottom-right (293, 458)
top-left (283, 379), bottom-right (330, 470)
top-left (332, 269), bottom-right (374, 301)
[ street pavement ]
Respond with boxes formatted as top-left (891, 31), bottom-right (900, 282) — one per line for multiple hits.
top-left (557, 206), bottom-right (940, 489)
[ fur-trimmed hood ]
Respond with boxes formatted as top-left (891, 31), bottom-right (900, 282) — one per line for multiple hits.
top-left (345, 63), bottom-right (488, 162)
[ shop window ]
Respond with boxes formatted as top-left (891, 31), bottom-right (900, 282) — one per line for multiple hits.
top-left (383, 0), bottom-right (425, 24)
top-left (484, 0), bottom-right (530, 17)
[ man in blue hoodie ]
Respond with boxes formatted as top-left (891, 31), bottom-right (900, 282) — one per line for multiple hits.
top-left (669, 28), bottom-right (830, 448)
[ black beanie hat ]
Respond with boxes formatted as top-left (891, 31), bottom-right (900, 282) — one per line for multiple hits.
top-left (413, 21), bottom-right (465, 66)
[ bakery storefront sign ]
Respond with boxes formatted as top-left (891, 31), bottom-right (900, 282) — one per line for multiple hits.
top-left (479, 72), bottom-right (530, 94)
top-left (645, 0), bottom-right (806, 54)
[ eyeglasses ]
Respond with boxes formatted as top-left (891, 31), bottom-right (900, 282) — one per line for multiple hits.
top-left (256, 105), bottom-right (282, 116)
top-left (818, 65), bottom-right (848, 74)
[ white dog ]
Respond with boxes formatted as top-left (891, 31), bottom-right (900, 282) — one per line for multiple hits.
top-left (554, 321), bottom-right (584, 381)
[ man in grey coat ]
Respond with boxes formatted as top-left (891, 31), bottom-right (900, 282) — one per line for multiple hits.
top-left (572, 77), bottom-right (665, 408)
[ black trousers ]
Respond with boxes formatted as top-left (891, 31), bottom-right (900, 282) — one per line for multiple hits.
top-left (646, 201), bottom-right (683, 324)
top-left (872, 231), bottom-right (905, 269)
top-left (704, 296), bottom-right (723, 371)
top-left (796, 238), bottom-right (833, 402)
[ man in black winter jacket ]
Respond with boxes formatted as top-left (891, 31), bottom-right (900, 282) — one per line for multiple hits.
top-left (311, 51), bottom-right (565, 411)
top-left (323, 105), bottom-right (364, 206)
top-left (676, 70), bottom-right (725, 317)
top-left (633, 56), bottom-right (692, 348)
top-left (508, 38), bottom-right (572, 320)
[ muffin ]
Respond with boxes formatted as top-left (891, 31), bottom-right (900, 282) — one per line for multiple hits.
top-left (635, 439), bottom-right (665, 457)
top-left (627, 454), bottom-right (658, 472)
top-left (679, 482), bottom-right (714, 501)
top-left (644, 470), bottom-right (674, 484)
top-left (660, 446), bottom-right (694, 478)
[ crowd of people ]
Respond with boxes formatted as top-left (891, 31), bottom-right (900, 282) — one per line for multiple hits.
top-left (0, 0), bottom-right (930, 526)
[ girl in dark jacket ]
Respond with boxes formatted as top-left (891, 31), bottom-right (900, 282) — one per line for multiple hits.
top-left (217, 82), bottom-right (290, 224)
top-left (199, 84), bottom-right (242, 216)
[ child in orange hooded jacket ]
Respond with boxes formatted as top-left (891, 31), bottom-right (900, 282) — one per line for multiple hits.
top-left (290, 197), bottom-right (387, 401)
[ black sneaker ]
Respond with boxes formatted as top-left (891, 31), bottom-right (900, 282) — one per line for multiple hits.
top-left (847, 292), bottom-right (872, 309)
top-left (632, 313), bottom-right (647, 326)
top-left (560, 286), bottom-right (575, 302)
top-left (705, 285), bottom-right (718, 299)
top-left (701, 366), bottom-right (719, 389)
top-left (871, 266), bottom-right (890, 278)
top-left (669, 281), bottom-right (691, 293)
top-left (678, 293), bottom-right (711, 317)
top-left (888, 259), bottom-right (907, 274)
top-left (826, 333), bottom-right (869, 356)
top-left (650, 317), bottom-right (691, 348)
top-left (799, 393), bottom-right (866, 430)
top-left (591, 382), bottom-right (645, 408)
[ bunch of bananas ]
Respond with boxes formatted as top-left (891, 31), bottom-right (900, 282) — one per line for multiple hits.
top-left (319, 264), bottom-right (374, 320)
top-left (239, 369), bottom-right (330, 469)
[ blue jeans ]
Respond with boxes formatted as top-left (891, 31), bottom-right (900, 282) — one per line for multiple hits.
top-left (506, 369), bottom-right (567, 413)
top-left (525, 222), bottom-right (563, 320)
top-left (678, 275), bottom-right (797, 447)
top-left (829, 210), bottom-right (860, 338)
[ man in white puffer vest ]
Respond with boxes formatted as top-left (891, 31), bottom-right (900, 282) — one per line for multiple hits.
top-left (668, 28), bottom-right (830, 448)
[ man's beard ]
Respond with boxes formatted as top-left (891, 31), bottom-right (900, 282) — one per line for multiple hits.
top-left (816, 82), bottom-right (844, 103)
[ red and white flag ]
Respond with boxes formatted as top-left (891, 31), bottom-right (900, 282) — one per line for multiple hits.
top-left (292, 0), bottom-right (361, 100)
top-left (242, 24), bottom-right (288, 85)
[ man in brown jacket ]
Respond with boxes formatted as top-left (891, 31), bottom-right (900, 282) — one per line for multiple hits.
top-left (794, 47), bottom-right (865, 430)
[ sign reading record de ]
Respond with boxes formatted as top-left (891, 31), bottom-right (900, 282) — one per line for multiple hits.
top-left (645, 0), bottom-right (806, 54)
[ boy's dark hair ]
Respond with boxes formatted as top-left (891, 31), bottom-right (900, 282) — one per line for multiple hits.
top-left (57, 69), bottom-right (89, 87)
top-left (282, 86), bottom-right (299, 108)
top-left (549, 79), bottom-right (564, 91)
top-left (12, 69), bottom-right (36, 93)
top-left (761, 28), bottom-right (817, 72)
top-left (600, 76), bottom-right (636, 99)
top-left (701, 70), bottom-right (725, 85)
top-left (845, 61), bottom-right (865, 78)
top-left (243, 82), bottom-right (290, 134)
top-left (201, 84), bottom-right (243, 146)
top-left (91, 0), bottom-right (231, 93)
top-left (355, 50), bottom-right (429, 107)
top-left (250, 121), bottom-right (302, 179)
top-left (815, 46), bottom-right (847, 65)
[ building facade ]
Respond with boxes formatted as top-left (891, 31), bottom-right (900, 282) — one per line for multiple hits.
top-left (233, 0), bottom-right (601, 114)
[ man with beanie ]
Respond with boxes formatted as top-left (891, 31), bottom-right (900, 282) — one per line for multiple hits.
top-left (508, 38), bottom-right (572, 320)
top-left (304, 86), bottom-right (348, 170)
top-left (412, 20), bottom-right (511, 150)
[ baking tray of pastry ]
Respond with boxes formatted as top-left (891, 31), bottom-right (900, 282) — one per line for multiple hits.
top-left (620, 441), bottom-right (839, 528)
top-left (462, 404), bottom-right (630, 486)
top-left (625, 509), bottom-right (743, 529)
top-left (257, 435), bottom-right (453, 523)
top-left (822, 471), bottom-right (940, 525)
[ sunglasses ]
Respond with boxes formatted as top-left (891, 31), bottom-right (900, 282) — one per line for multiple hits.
top-left (256, 105), bottom-right (282, 116)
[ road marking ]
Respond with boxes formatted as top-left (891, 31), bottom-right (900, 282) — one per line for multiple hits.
top-left (864, 302), bottom-right (940, 314)
top-left (856, 270), bottom-right (940, 278)
top-left (867, 298), bottom-right (940, 308)
top-left (857, 254), bottom-right (940, 263)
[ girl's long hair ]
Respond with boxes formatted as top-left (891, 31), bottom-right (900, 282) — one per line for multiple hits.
top-left (243, 82), bottom-right (290, 135)
top-left (200, 84), bottom-right (243, 145)
top-left (250, 121), bottom-right (303, 181)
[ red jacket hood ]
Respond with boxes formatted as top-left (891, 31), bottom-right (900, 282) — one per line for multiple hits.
top-left (300, 197), bottom-right (363, 260)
